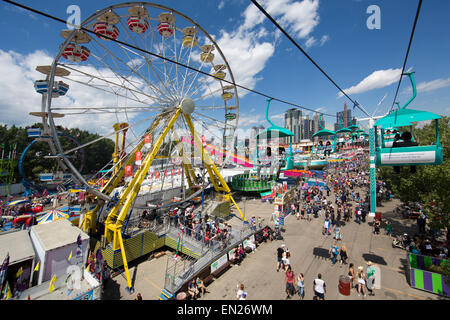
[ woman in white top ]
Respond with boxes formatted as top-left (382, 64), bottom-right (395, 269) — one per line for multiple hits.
top-left (282, 251), bottom-right (291, 271)
top-left (236, 283), bottom-right (247, 300)
top-left (356, 266), bottom-right (367, 297)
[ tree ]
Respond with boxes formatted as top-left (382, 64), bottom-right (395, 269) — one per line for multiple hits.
top-left (379, 116), bottom-right (450, 232)
top-left (0, 124), bottom-right (115, 184)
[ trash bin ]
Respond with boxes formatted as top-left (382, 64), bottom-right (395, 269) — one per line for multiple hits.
top-left (338, 275), bottom-right (351, 296)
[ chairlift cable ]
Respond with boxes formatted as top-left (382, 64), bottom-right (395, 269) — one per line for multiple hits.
top-left (389, 0), bottom-right (423, 113)
top-left (3, 0), bottom-right (336, 118)
top-left (250, 0), bottom-right (372, 119)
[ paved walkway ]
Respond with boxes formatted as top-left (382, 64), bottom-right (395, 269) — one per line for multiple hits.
top-left (103, 187), bottom-right (440, 300)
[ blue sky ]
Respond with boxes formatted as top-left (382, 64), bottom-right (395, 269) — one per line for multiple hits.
top-left (1, 0), bottom-right (449, 138)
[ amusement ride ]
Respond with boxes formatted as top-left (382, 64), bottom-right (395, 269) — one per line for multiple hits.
top-left (37, 2), bottom-right (246, 292)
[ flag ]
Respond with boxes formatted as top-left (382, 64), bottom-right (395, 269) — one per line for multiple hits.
top-left (68, 251), bottom-right (73, 262)
top-left (16, 267), bottom-right (23, 278)
top-left (49, 275), bottom-right (57, 293)
top-left (3, 281), bottom-right (12, 300)
top-left (0, 253), bottom-right (9, 289)
top-left (34, 261), bottom-right (40, 272)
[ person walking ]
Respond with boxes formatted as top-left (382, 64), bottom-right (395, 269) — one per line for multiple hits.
top-left (297, 273), bottom-right (305, 299)
top-left (366, 262), bottom-right (376, 296)
top-left (348, 263), bottom-right (355, 289)
top-left (329, 242), bottom-right (339, 265)
top-left (356, 266), bottom-right (367, 297)
top-left (236, 283), bottom-right (247, 300)
top-left (339, 244), bottom-right (348, 264)
top-left (285, 266), bottom-right (296, 299)
top-left (276, 244), bottom-right (285, 272)
top-left (313, 273), bottom-right (326, 300)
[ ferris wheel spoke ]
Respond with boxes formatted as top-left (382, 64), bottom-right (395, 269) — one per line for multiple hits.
top-left (61, 113), bottom-right (160, 156)
top-left (59, 63), bottom-right (166, 107)
top-left (91, 37), bottom-right (173, 104)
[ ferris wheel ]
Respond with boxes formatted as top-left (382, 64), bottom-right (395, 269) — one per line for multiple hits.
top-left (43, 2), bottom-right (239, 199)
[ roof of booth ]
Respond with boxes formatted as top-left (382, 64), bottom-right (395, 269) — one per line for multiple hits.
top-left (256, 126), bottom-right (294, 139)
top-left (375, 108), bottom-right (441, 128)
top-left (336, 127), bottom-right (352, 133)
top-left (347, 124), bottom-right (359, 130)
top-left (313, 129), bottom-right (336, 137)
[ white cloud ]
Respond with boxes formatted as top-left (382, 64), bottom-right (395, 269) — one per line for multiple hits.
top-left (204, 0), bottom-right (322, 98)
top-left (339, 68), bottom-right (402, 97)
top-left (305, 37), bottom-right (317, 48)
top-left (218, 0), bottom-right (225, 10)
top-left (319, 35), bottom-right (330, 46)
top-left (0, 49), bottom-right (149, 138)
top-left (416, 77), bottom-right (450, 93)
top-left (260, 0), bottom-right (320, 39)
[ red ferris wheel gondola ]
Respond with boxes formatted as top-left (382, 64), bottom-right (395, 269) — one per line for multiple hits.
top-left (93, 22), bottom-right (119, 41)
top-left (61, 43), bottom-right (90, 62)
top-left (127, 17), bottom-right (148, 34)
top-left (157, 22), bottom-right (174, 37)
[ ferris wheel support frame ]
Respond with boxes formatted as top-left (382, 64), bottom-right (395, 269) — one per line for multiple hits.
top-left (99, 108), bottom-right (244, 291)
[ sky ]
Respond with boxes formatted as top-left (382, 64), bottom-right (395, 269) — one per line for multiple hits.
top-left (1, 0), bottom-right (449, 140)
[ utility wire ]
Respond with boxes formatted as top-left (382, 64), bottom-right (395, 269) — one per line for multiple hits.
top-left (250, 0), bottom-right (372, 119)
top-left (389, 0), bottom-right (423, 113)
top-left (3, 0), bottom-right (336, 118)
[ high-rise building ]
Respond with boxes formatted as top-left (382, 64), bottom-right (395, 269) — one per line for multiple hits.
top-left (313, 113), bottom-right (325, 134)
top-left (302, 115), bottom-right (314, 140)
top-left (250, 125), bottom-right (265, 141)
top-left (284, 108), bottom-right (302, 143)
top-left (335, 106), bottom-right (353, 131)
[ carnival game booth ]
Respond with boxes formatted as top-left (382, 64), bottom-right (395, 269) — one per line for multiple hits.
top-left (0, 230), bottom-right (36, 294)
top-left (374, 73), bottom-right (443, 168)
top-left (408, 253), bottom-right (449, 297)
top-left (273, 182), bottom-right (295, 218)
top-left (30, 219), bottom-right (90, 285)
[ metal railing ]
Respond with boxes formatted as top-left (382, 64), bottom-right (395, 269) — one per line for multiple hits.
top-left (163, 219), bottom-right (265, 294)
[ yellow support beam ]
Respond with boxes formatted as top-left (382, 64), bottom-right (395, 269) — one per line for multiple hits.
top-left (171, 129), bottom-right (197, 187)
top-left (83, 116), bottom-right (164, 235)
top-left (104, 109), bottom-right (182, 244)
top-left (102, 109), bottom-right (182, 292)
top-left (184, 114), bottom-right (246, 222)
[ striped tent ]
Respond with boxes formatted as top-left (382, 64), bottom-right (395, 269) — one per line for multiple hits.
top-left (36, 209), bottom-right (70, 225)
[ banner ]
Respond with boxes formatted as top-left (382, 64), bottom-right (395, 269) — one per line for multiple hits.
top-left (124, 165), bottom-right (133, 183)
top-left (144, 134), bottom-right (151, 148)
top-left (260, 191), bottom-right (272, 202)
top-left (135, 151), bottom-right (142, 166)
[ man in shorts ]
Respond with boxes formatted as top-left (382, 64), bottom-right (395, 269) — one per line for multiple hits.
top-left (276, 244), bottom-right (285, 272)
top-left (313, 273), bottom-right (326, 300)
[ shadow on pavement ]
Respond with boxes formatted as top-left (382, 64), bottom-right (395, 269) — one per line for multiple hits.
top-left (362, 253), bottom-right (387, 265)
top-left (313, 247), bottom-right (331, 260)
top-left (399, 258), bottom-right (410, 285)
top-left (102, 278), bottom-right (122, 300)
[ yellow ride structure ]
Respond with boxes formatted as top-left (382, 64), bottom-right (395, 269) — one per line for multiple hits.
top-left (81, 100), bottom-right (244, 291)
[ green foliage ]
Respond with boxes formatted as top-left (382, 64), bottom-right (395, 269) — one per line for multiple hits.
top-left (0, 123), bottom-right (114, 183)
top-left (379, 116), bottom-right (450, 231)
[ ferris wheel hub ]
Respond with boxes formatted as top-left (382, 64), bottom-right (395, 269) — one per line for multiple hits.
top-left (180, 98), bottom-right (195, 115)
